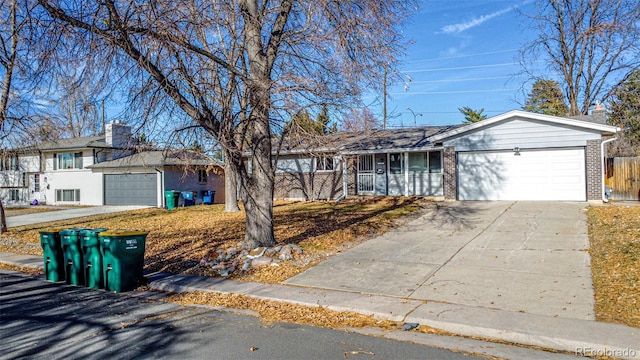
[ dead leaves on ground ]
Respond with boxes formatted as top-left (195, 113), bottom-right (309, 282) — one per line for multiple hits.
top-left (0, 198), bottom-right (425, 283)
top-left (588, 205), bottom-right (640, 328)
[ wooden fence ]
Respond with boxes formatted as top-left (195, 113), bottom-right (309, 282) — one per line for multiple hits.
top-left (605, 157), bottom-right (640, 201)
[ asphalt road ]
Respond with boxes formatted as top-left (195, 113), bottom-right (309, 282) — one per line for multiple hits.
top-left (0, 272), bottom-right (482, 360)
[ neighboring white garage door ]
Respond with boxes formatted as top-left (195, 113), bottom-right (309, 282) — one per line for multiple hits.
top-left (104, 173), bottom-right (157, 206)
top-left (457, 148), bottom-right (586, 201)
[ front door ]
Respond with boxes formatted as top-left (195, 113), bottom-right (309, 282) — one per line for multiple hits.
top-left (374, 154), bottom-right (387, 195)
top-left (388, 153), bottom-right (405, 196)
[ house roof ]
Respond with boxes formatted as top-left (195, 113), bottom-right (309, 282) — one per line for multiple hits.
top-left (88, 150), bottom-right (223, 169)
top-left (35, 136), bottom-right (110, 150)
top-left (276, 125), bottom-right (460, 155)
top-left (429, 110), bottom-right (620, 143)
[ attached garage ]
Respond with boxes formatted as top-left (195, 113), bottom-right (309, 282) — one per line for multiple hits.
top-left (104, 173), bottom-right (157, 206)
top-left (428, 110), bottom-right (620, 202)
top-left (457, 148), bottom-right (586, 201)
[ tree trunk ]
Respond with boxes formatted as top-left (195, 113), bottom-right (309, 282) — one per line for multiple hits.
top-left (224, 159), bottom-right (240, 212)
top-left (0, 198), bottom-right (7, 233)
top-left (240, 84), bottom-right (276, 249)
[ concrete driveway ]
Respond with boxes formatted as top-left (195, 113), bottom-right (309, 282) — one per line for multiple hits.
top-left (6, 206), bottom-right (151, 228)
top-left (285, 201), bottom-right (595, 320)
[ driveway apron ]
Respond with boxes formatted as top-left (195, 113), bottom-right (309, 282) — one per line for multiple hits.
top-left (285, 201), bottom-right (595, 320)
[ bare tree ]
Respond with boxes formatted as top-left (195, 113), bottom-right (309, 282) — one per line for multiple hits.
top-left (520, 0), bottom-right (640, 116)
top-left (0, 0), bottom-right (23, 233)
top-left (341, 107), bottom-right (381, 132)
top-left (37, 0), bottom-right (415, 248)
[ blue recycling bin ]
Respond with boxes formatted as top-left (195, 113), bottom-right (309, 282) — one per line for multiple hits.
top-left (181, 191), bottom-right (195, 206)
top-left (202, 190), bottom-right (216, 205)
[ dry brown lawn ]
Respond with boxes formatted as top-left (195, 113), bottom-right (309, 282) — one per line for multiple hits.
top-left (588, 205), bottom-right (640, 328)
top-left (2, 199), bottom-right (638, 331)
top-left (0, 197), bottom-right (426, 283)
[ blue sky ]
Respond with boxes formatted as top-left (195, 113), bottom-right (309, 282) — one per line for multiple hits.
top-left (375, 0), bottom-right (542, 127)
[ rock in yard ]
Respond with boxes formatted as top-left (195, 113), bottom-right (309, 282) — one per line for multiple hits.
top-left (242, 259), bottom-right (251, 271)
top-left (279, 246), bottom-right (293, 261)
top-left (402, 323), bottom-right (420, 331)
top-left (251, 257), bottom-right (274, 268)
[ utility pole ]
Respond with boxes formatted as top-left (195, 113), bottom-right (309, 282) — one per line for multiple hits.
top-left (383, 67), bottom-right (387, 130)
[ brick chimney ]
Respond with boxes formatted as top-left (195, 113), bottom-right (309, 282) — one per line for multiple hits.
top-left (590, 101), bottom-right (607, 124)
top-left (105, 120), bottom-right (132, 148)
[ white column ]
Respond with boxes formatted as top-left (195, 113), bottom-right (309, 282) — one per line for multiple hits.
top-left (404, 152), bottom-right (409, 196)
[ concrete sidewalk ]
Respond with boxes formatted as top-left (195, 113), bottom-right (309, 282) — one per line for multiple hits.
top-left (1, 252), bottom-right (638, 359)
top-left (6, 206), bottom-right (151, 228)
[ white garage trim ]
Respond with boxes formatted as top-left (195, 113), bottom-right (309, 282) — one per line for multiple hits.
top-left (457, 148), bottom-right (586, 201)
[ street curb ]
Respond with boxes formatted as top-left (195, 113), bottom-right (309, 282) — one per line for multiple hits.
top-left (2, 254), bottom-right (639, 359)
top-left (147, 272), bottom-right (640, 360)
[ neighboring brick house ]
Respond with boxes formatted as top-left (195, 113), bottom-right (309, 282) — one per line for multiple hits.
top-left (265, 110), bottom-right (618, 202)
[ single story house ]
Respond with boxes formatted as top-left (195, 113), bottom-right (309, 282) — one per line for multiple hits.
top-left (268, 110), bottom-right (619, 202)
top-left (0, 121), bottom-right (224, 207)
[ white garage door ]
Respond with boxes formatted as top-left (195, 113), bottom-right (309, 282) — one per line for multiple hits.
top-left (457, 148), bottom-right (586, 201)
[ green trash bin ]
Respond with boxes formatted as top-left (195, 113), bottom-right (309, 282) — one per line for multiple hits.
top-left (81, 228), bottom-right (108, 289)
top-left (39, 228), bottom-right (65, 282)
top-left (60, 228), bottom-right (88, 286)
top-left (99, 230), bottom-right (148, 293)
top-left (164, 190), bottom-right (180, 210)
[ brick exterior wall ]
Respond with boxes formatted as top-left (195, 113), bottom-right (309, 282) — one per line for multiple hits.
top-left (274, 168), bottom-right (343, 200)
top-left (586, 139), bottom-right (602, 201)
top-left (345, 156), bottom-right (358, 196)
top-left (443, 146), bottom-right (457, 200)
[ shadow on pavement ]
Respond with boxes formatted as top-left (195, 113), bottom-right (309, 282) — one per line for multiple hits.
top-left (0, 272), bottom-right (211, 359)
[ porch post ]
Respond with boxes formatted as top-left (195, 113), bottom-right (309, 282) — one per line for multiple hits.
top-left (342, 155), bottom-right (348, 199)
top-left (404, 152), bottom-right (409, 196)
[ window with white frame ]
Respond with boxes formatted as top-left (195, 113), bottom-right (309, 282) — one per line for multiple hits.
top-left (198, 169), bottom-right (208, 183)
top-left (54, 152), bottom-right (83, 170)
top-left (33, 174), bottom-right (40, 192)
top-left (56, 189), bottom-right (80, 202)
top-left (315, 156), bottom-right (335, 171)
top-left (428, 151), bottom-right (442, 173)
top-left (9, 189), bottom-right (20, 201)
top-left (1, 155), bottom-right (19, 171)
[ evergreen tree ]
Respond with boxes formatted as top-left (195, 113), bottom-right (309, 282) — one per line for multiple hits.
top-left (608, 71), bottom-right (640, 156)
top-left (458, 106), bottom-right (487, 124)
top-left (523, 79), bottom-right (569, 116)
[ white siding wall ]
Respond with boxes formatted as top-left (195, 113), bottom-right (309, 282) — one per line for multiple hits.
top-left (42, 150), bottom-right (103, 205)
top-left (443, 118), bottom-right (602, 151)
top-left (19, 154), bottom-right (41, 172)
top-left (42, 170), bottom-right (104, 205)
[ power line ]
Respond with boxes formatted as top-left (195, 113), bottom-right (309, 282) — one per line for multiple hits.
top-left (408, 75), bottom-right (521, 84)
top-left (405, 62), bottom-right (520, 73)
top-left (404, 49), bottom-right (520, 63)
top-left (390, 88), bottom-right (520, 95)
